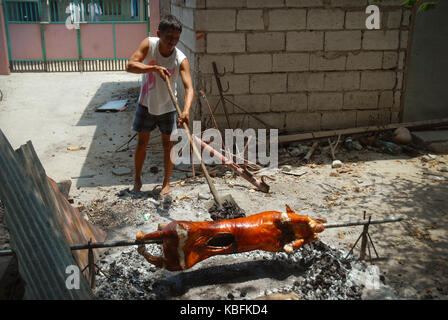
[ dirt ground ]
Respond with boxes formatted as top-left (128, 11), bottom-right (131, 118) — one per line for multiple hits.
top-left (1, 72), bottom-right (447, 300)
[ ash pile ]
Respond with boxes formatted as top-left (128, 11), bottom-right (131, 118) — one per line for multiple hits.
top-left (93, 240), bottom-right (395, 300)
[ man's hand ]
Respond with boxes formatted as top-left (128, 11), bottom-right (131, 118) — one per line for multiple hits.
top-left (155, 66), bottom-right (171, 81)
top-left (178, 111), bottom-right (189, 127)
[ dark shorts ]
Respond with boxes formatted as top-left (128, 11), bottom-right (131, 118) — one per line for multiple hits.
top-left (132, 104), bottom-right (177, 135)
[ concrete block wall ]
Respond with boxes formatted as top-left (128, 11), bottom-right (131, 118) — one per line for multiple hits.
top-left (170, 0), bottom-right (413, 133)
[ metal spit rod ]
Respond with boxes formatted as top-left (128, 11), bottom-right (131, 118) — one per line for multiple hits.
top-left (0, 216), bottom-right (404, 257)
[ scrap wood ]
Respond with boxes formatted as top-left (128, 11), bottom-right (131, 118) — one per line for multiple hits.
top-left (304, 141), bottom-right (319, 161)
top-left (328, 134), bottom-right (341, 160)
top-left (278, 118), bottom-right (448, 145)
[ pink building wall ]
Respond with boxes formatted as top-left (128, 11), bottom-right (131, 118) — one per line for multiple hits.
top-left (81, 24), bottom-right (114, 59)
top-left (0, 0), bottom-right (10, 75)
top-left (9, 24), bottom-right (42, 60)
top-left (45, 25), bottom-right (78, 59)
top-left (149, 0), bottom-right (159, 37)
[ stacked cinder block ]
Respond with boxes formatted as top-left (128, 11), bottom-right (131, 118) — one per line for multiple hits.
top-left (170, 0), bottom-right (413, 133)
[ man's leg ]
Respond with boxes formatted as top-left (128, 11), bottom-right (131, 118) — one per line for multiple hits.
top-left (134, 132), bottom-right (150, 192)
top-left (161, 133), bottom-right (174, 198)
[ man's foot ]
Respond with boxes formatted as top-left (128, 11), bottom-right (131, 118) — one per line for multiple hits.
top-left (133, 179), bottom-right (142, 192)
top-left (160, 183), bottom-right (170, 199)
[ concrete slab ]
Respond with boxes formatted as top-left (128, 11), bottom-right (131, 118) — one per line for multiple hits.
top-left (412, 130), bottom-right (448, 143)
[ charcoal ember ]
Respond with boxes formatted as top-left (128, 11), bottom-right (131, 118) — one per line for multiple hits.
top-left (208, 200), bottom-right (246, 221)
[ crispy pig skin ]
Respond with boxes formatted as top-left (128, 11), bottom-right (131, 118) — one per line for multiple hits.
top-left (136, 205), bottom-right (326, 271)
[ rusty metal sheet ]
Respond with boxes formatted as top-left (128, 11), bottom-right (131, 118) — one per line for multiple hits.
top-left (0, 130), bottom-right (93, 299)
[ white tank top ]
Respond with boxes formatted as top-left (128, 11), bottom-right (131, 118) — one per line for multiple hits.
top-left (138, 37), bottom-right (187, 115)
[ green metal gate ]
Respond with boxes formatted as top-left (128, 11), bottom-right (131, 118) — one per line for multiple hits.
top-left (2, 0), bottom-right (150, 72)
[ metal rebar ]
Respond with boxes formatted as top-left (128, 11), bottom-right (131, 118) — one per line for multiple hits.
top-left (323, 216), bottom-right (404, 229)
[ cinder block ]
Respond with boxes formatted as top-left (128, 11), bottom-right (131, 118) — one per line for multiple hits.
top-left (396, 72), bottom-right (403, 90)
top-left (195, 10), bottom-right (236, 31)
top-left (234, 54), bottom-right (272, 73)
top-left (247, 32), bottom-right (285, 52)
top-left (268, 9), bottom-right (306, 31)
top-left (181, 28), bottom-right (205, 52)
top-left (307, 9), bottom-right (344, 30)
top-left (325, 31), bottom-right (362, 51)
top-left (271, 93), bottom-right (307, 112)
top-left (387, 9), bottom-right (402, 29)
top-left (234, 94), bottom-right (271, 113)
top-left (186, 0), bottom-right (206, 8)
top-left (321, 111), bottom-right (356, 129)
top-left (286, 0), bottom-right (323, 7)
top-left (343, 91), bottom-right (379, 109)
top-left (309, 92), bottom-right (343, 111)
top-left (211, 74), bottom-right (250, 95)
top-left (401, 31), bottom-right (409, 49)
top-left (331, 0), bottom-right (367, 7)
top-left (288, 72), bottom-right (324, 92)
top-left (363, 30), bottom-right (400, 50)
top-left (346, 51), bottom-right (383, 70)
top-left (272, 53), bottom-right (309, 72)
top-left (284, 112), bottom-right (321, 132)
top-left (360, 71), bottom-right (396, 90)
top-left (377, 0), bottom-right (403, 7)
top-left (237, 10), bottom-right (265, 30)
top-left (357, 109), bottom-right (391, 127)
top-left (345, 11), bottom-right (366, 29)
top-left (247, 113), bottom-right (286, 130)
top-left (379, 91), bottom-right (393, 109)
top-left (206, 0), bottom-right (246, 8)
top-left (393, 91), bottom-right (401, 110)
top-left (383, 52), bottom-right (398, 69)
top-left (310, 53), bottom-right (346, 71)
top-left (286, 31), bottom-right (324, 51)
top-left (324, 72), bottom-right (360, 91)
top-left (247, 0), bottom-right (285, 8)
top-left (398, 51), bottom-right (406, 70)
top-left (202, 95), bottom-right (234, 115)
top-left (402, 9), bottom-right (412, 27)
top-left (207, 33), bottom-right (245, 53)
top-left (198, 54), bottom-right (234, 74)
top-left (182, 8), bottom-right (195, 29)
top-left (250, 73), bottom-right (287, 93)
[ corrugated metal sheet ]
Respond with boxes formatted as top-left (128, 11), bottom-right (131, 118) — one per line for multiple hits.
top-left (0, 130), bottom-right (93, 299)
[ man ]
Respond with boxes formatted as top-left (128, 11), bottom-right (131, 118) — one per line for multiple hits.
top-left (126, 15), bottom-right (193, 199)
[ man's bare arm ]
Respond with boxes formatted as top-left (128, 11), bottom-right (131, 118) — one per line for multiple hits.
top-left (178, 58), bottom-right (194, 125)
top-left (126, 38), bottom-right (170, 80)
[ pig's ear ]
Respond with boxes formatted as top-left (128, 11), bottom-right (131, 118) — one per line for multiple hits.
top-left (285, 205), bottom-right (294, 214)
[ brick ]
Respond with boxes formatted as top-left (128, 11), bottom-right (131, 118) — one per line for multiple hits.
top-left (234, 94), bottom-right (271, 113)
top-left (379, 91), bottom-right (393, 109)
top-left (307, 9), bottom-right (344, 30)
top-left (182, 8), bottom-right (195, 29)
top-left (325, 31), bottom-right (362, 51)
top-left (383, 52), bottom-right (398, 69)
top-left (269, 9), bottom-right (306, 31)
top-left (247, 32), bottom-right (285, 52)
top-left (247, 0), bottom-right (285, 8)
top-left (288, 73), bottom-right (324, 92)
top-left (206, 0), bottom-right (245, 8)
top-left (378, 0), bottom-right (403, 7)
top-left (286, 0), bottom-right (323, 7)
top-left (360, 71), bottom-right (396, 90)
top-left (272, 53), bottom-right (309, 72)
top-left (309, 93), bottom-right (343, 111)
top-left (345, 11), bottom-right (366, 29)
top-left (396, 72), bottom-right (403, 90)
top-left (237, 10), bottom-right (264, 30)
top-left (195, 10), bottom-right (236, 31)
top-left (251, 74), bottom-right (287, 93)
top-left (310, 53), bottom-right (346, 71)
top-left (286, 31), bottom-right (324, 51)
top-left (202, 95), bottom-right (234, 115)
top-left (363, 30), bottom-right (400, 50)
top-left (185, 0), bottom-right (206, 8)
top-left (207, 33), bottom-right (245, 53)
top-left (181, 28), bottom-right (205, 52)
top-left (198, 54), bottom-right (234, 74)
top-left (387, 9), bottom-right (402, 29)
top-left (211, 74), bottom-right (250, 95)
top-left (234, 54), bottom-right (272, 73)
top-left (271, 93), bottom-right (307, 112)
top-left (402, 9), bottom-right (412, 27)
top-left (346, 52), bottom-right (383, 70)
top-left (393, 91), bottom-right (401, 110)
top-left (321, 111), bottom-right (356, 129)
top-left (324, 72), bottom-right (360, 91)
top-left (284, 112), bottom-right (321, 132)
top-left (343, 91), bottom-right (378, 109)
